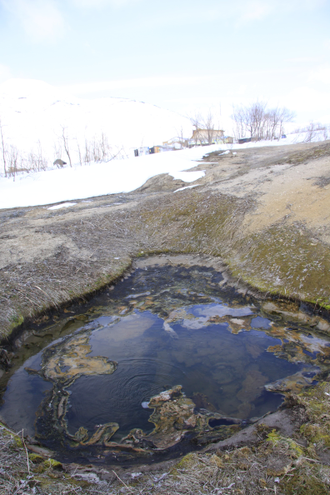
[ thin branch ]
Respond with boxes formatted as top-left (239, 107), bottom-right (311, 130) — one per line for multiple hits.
top-left (112, 470), bottom-right (134, 492)
top-left (21, 430), bottom-right (30, 476)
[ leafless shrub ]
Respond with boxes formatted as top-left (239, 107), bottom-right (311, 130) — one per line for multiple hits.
top-left (82, 133), bottom-right (115, 164)
top-left (232, 102), bottom-right (295, 141)
top-left (304, 122), bottom-right (318, 143)
top-left (1, 125), bottom-right (122, 179)
top-left (190, 111), bottom-right (223, 145)
top-left (26, 140), bottom-right (48, 172)
top-left (175, 126), bottom-right (189, 148)
top-left (76, 139), bottom-right (83, 166)
top-left (299, 122), bottom-right (330, 143)
top-left (0, 117), bottom-right (8, 176)
top-left (61, 126), bottom-right (72, 167)
top-left (53, 139), bottom-right (64, 166)
top-left (7, 145), bottom-right (21, 180)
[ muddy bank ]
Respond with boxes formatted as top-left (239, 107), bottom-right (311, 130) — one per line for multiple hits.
top-left (0, 140), bottom-right (330, 493)
top-left (3, 257), bottom-right (329, 470)
top-left (1, 140), bottom-right (330, 342)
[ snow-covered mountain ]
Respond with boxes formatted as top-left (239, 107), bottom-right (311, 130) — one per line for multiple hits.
top-left (0, 79), bottom-right (193, 168)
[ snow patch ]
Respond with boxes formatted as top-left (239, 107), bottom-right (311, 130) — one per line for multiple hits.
top-left (47, 202), bottom-right (77, 210)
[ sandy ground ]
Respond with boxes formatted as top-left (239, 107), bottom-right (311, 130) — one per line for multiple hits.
top-left (198, 142), bottom-right (330, 240)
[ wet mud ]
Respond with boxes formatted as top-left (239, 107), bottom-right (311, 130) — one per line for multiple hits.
top-left (1, 262), bottom-right (330, 465)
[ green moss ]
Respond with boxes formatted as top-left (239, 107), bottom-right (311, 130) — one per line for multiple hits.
top-left (301, 424), bottom-right (330, 448)
top-left (29, 453), bottom-right (44, 464)
top-left (231, 224), bottom-right (330, 306)
top-left (171, 452), bottom-right (197, 474)
top-left (267, 429), bottom-right (281, 444)
top-left (43, 458), bottom-right (63, 470)
top-left (308, 300), bottom-right (330, 311)
top-left (266, 429), bottom-right (304, 456)
top-left (137, 191), bottom-right (330, 309)
top-left (284, 472), bottom-right (329, 495)
top-left (14, 436), bottom-right (23, 448)
top-left (9, 314), bottom-right (24, 330)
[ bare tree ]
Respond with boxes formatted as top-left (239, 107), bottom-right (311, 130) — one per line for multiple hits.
top-left (176, 126), bottom-right (188, 148)
top-left (250, 101), bottom-right (267, 139)
top-left (232, 102), bottom-right (295, 141)
top-left (190, 112), bottom-right (203, 144)
top-left (322, 125), bottom-right (329, 141)
top-left (203, 111), bottom-right (215, 144)
top-left (76, 139), bottom-right (83, 166)
top-left (61, 126), bottom-right (72, 167)
top-left (7, 145), bottom-right (20, 181)
top-left (26, 140), bottom-right (48, 172)
top-left (0, 117), bottom-right (7, 176)
top-left (190, 110), bottom-right (220, 145)
top-left (53, 138), bottom-right (64, 165)
top-left (231, 106), bottom-right (246, 141)
top-left (233, 101), bottom-right (267, 139)
top-left (277, 108), bottom-right (296, 137)
top-left (304, 122), bottom-right (320, 143)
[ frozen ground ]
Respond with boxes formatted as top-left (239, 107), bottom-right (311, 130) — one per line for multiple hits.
top-left (0, 78), bottom-right (192, 164)
top-left (0, 146), bottom-right (206, 209)
top-left (0, 79), bottom-right (328, 210)
top-left (0, 132), bottom-right (329, 210)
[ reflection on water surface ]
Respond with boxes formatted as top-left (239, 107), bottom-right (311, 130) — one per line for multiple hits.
top-left (0, 264), bottom-right (329, 464)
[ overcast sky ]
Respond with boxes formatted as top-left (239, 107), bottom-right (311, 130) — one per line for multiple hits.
top-left (0, 0), bottom-right (330, 128)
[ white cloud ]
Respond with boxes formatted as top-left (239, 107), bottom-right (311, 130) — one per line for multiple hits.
top-left (0, 64), bottom-right (13, 84)
top-left (309, 64), bottom-right (330, 85)
top-left (284, 86), bottom-right (330, 115)
top-left (234, 0), bottom-right (327, 25)
top-left (1, 0), bottom-right (65, 42)
top-left (60, 75), bottom-right (210, 96)
top-left (70, 0), bottom-right (141, 8)
top-left (236, 1), bottom-right (273, 23)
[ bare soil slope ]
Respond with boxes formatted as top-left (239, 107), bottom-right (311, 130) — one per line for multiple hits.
top-left (1, 141), bottom-right (330, 494)
top-left (1, 140), bottom-right (329, 339)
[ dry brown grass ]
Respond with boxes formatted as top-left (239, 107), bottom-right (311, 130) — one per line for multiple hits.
top-left (1, 379), bottom-right (330, 495)
top-left (1, 141), bottom-right (330, 494)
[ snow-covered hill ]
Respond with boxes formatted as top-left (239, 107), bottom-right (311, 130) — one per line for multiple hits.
top-left (1, 78), bottom-right (329, 211)
top-left (0, 78), bottom-right (193, 169)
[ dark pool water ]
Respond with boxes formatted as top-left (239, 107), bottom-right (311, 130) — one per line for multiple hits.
top-left (0, 264), bottom-right (324, 461)
top-left (66, 313), bottom-right (295, 438)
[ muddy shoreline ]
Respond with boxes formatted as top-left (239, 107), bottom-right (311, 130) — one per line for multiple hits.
top-left (1, 141), bottom-right (330, 493)
top-left (1, 140), bottom-right (330, 342)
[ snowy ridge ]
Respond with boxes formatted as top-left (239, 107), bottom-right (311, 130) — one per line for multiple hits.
top-left (1, 130), bottom-right (328, 210)
top-left (0, 78), bottom-right (192, 166)
top-left (0, 79), bottom-right (329, 211)
top-left (0, 145), bottom-right (206, 209)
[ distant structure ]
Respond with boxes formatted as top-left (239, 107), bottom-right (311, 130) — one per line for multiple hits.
top-left (134, 130), bottom-right (233, 157)
top-left (238, 137), bottom-right (251, 144)
top-left (134, 147), bottom-right (150, 157)
top-left (191, 128), bottom-right (224, 145)
top-left (149, 146), bottom-right (162, 154)
top-left (163, 136), bottom-right (189, 150)
top-left (134, 145), bottom-right (166, 156)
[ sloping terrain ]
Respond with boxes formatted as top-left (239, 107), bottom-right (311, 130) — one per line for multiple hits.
top-left (1, 140), bottom-right (329, 338)
top-left (0, 78), bottom-right (192, 164)
top-left (0, 140), bottom-right (330, 494)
